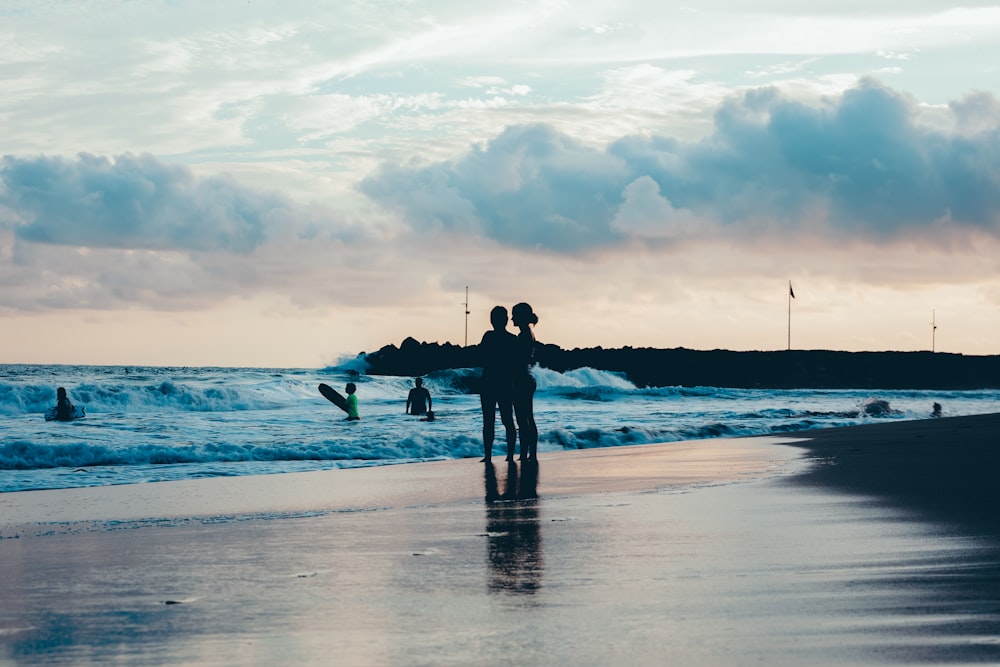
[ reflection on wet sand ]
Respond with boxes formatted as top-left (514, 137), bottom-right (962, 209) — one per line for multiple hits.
top-left (484, 461), bottom-right (542, 594)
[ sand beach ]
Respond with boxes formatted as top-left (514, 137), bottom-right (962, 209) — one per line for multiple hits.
top-left (1, 414), bottom-right (998, 665)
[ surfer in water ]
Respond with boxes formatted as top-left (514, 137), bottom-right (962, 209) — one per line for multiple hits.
top-left (345, 382), bottom-right (360, 421)
top-left (406, 377), bottom-right (433, 416)
top-left (479, 305), bottom-right (517, 461)
top-left (511, 302), bottom-right (539, 461)
top-left (55, 387), bottom-right (75, 422)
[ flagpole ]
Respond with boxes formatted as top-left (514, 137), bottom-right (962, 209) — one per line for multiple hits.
top-left (931, 309), bottom-right (936, 353)
top-left (463, 286), bottom-right (470, 347)
top-left (787, 281), bottom-right (793, 351)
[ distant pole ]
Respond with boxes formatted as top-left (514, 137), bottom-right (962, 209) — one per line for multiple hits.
top-left (931, 309), bottom-right (937, 353)
top-left (463, 286), bottom-right (470, 347)
top-left (787, 280), bottom-right (795, 350)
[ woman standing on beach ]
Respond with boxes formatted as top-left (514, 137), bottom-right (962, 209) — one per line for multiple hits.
top-left (479, 306), bottom-right (517, 461)
top-left (511, 302), bottom-right (539, 461)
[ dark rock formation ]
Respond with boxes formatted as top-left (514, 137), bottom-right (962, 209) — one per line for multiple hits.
top-left (361, 339), bottom-right (1000, 390)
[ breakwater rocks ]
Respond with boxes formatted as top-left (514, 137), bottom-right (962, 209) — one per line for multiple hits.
top-left (360, 337), bottom-right (1000, 389)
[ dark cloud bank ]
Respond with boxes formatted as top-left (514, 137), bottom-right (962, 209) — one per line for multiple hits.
top-left (0, 152), bottom-right (288, 252)
top-left (361, 80), bottom-right (1000, 252)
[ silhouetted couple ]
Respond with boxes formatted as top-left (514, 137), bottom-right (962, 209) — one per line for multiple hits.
top-left (480, 302), bottom-right (538, 462)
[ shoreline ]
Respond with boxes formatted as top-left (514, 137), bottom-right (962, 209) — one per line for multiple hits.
top-left (2, 414), bottom-right (998, 665)
top-left (0, 436), bottom-right (802, 534)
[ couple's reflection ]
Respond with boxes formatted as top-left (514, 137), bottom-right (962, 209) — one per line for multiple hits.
top-left (484, 460), bottom-right (543, 594)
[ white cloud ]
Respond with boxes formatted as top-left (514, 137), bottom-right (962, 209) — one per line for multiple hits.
top-left (744, 59), bottom-right (820, 79)
top-left (612, 177), bottom-right (706, 238)
top-left (875, 50), bottom-right (913, 61)
top-left (950, 91), bottom-right (1000, 136)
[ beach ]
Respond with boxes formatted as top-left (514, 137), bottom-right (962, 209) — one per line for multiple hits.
top-left (1, 414), bottom-right (998, 665)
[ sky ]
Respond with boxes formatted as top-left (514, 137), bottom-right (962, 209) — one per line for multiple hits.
top-left (2, 0), bottom-right (999, 367)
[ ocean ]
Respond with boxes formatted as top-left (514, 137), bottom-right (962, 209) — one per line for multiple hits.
top-left (3, 362), bottom-right (999, 493)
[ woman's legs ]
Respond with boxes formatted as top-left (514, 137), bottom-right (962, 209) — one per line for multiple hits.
top-left (512, 379), bottom-right (538, 460)
top-left (497, 396), bottom-right (516, 460)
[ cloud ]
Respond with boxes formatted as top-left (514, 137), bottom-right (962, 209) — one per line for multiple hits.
top-left (611, 176), bottom-right (704, 239)
top-left (360, 80), bottom-right (1000, 251)
top-left (0, 150), bottom-right (379, 314)
top-left (950, 91), bottom-right (1000, 136)
top-left (0, 153), bottom-right (295, 252)
top-left (359, 124), bottom-right (632, 251)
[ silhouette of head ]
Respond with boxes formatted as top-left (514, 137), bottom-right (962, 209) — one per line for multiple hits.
top-left (490, 305), bottom-right (508, 330)
top-left (57, 387), bottom-right (67, 400)
top-left (345, 382), bottom-right (357, 394)
top-left (511, 302), bottom-right (538, 328)
top-left (415, 377), bottom-right (423, 387)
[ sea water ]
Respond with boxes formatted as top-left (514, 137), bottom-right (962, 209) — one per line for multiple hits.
top-left (3, 362), bottom-right (999, 492)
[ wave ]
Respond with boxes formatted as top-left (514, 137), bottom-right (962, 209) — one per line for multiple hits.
top-left (543, 422), bottom-right (774, 451)
top-left (316, 366), bottom-right (641, 400)
top-left (540, 399), bottom-right (917, 452)
top-left (0, 377), bottom-right (318, 416)
top-left (0, 416), bottom-right (819, 475)
top-left (0, 364), bottom-right (645, 417)
top-left (0, 431), bottom-right (485, 474)
top-left (322, 353), bottom-right (371, 375)
top-left (314, 370), bottom-right (482, 402)
top-left (533, 366), bottom-right (635, 391)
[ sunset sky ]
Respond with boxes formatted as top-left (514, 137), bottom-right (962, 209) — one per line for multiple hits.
top-left (2, 1), bottom-right (999, 367)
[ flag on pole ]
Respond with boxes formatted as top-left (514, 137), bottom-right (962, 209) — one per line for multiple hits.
top-left (787, 281), bottom-right (794, 349)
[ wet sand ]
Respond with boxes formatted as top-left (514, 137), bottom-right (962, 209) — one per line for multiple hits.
top-left (1, 415), bottom-right (998, 665)
top-left (783, 412), bottom-right (1000, 538)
